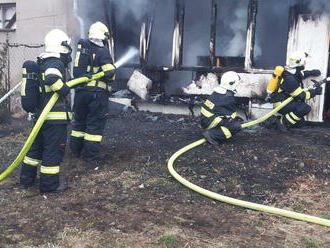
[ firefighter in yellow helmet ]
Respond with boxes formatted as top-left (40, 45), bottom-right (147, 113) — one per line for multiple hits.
top-left (201, 71), bottom-right (242, 145)
top-left (69, 21), bottom-right (116, 162)
top-left (269, 51), bottom-right (322, 130)
top-left (20, 29), bottom-right (72, 193)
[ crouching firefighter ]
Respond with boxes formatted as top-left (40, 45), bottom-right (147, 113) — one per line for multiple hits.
top-left (268, 51), bottom-right (322, 130)
top-left (69, 21), bottom-right (116, 162)
top-left (201, 71), bottom-right (242, 145)
top-left (20, 29), bottom-right (72, 193)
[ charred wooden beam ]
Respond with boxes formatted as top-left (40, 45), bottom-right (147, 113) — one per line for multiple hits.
top-left (179, 1), bottom-right (185, 67)
top-left (210, 0), bottom-right (217, 67)
top-left (172, 0), bottom-right (184, 69)
top-left (244, 0), bottom-right (258, 69)
top-left (140, 22), bottom-right (147, 66)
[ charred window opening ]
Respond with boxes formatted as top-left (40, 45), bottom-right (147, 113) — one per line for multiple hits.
top-left (252, 0), bottom-right (289, 69)
top-left (0, 3), bottom-right (16, 31)
top-left (109, 0), bottom-right (151, 65)
top-left (182, 0), bottom-right (211, 67)
top-left (147, 0), bottom-right (175, 67)
top-left (215, 0), bottom-right (248, 68)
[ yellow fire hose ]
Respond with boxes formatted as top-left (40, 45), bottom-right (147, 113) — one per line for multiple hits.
top-left (0, 71), bottom-right (105, 181)
top-left (168, 96), bottom-right (330, 227)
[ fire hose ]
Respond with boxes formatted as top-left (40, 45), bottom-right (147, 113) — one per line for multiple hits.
top-left (0, 46), bottom-right (138, 182)
top-left (168, 96), bottom-right (330, 227)
top-left (0, 71), bottom-right (105, 181)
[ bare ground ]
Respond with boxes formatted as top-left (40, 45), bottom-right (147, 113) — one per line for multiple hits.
top-left (0, 108), bottom-right (330, 248)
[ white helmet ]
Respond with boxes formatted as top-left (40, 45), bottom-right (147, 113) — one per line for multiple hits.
top-left (288, 51), bottom-right (308, 68)
top-left (88, 21), bottom-right (110, 41)
top-left (220, 71), bottom-right (240, 92)
top-left (44, 29), bottom-right (71, 54)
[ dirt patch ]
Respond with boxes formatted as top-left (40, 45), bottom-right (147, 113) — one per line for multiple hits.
top-left (0, 110), bottom-right (330, 248)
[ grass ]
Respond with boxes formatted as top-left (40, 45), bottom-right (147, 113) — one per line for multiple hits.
top-left (300, 237), bottom-right (320, 248)
top-left (321, 213), bottom-right (330, 220)
top-left (293, 200), bottom-right (307, 213)
top-left (158, 235), bottom-right (177, 245)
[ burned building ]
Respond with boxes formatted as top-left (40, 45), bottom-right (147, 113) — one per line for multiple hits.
top-left (0, 0), bottom-right (329, 121)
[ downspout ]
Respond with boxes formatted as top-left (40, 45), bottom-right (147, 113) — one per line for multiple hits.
top-left (71, 0), bottom-right (85, 105)
top-left (73, 0), bottom-right (85, 39)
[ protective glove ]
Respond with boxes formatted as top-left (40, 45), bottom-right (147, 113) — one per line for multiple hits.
top-left (103, 68), bottom-right (116, 80)
top-left (83, 73), bottom-right (93, 79)
top-left (265, 95), bottom-right (271, 102)
top-left (310, 69), bottom-right (321, 77)
top-left (314, 86), bottom-right (322, 95)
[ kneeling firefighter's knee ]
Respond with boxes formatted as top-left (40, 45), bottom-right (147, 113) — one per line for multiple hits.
top-left (297, 104), bottom-right (311, 116)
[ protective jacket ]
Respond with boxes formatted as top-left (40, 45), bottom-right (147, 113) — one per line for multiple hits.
top-left (201, 89), bottom-right (241, 143)
top-left (270, 67), bottom-right (320, 128)
top-left (38, 55), bottom-right (71, 123)
top-left (73, 39), bottom-right (115, 91)
top-left (70, 39), bottom-right (115, 161)
top-left (271, 68), bottom-right (319, 104)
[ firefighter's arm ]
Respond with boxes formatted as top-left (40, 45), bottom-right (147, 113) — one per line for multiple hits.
top-left (99, 48), bottom-right (116, 80)
top-left (44, 67), bottom-right (70, 96)
top-left (300, 69), bottom-right (321, 79)
top-left (101, 63), bottom-right (116, 79)
top-left (291, 86), bottom-right (321, 101)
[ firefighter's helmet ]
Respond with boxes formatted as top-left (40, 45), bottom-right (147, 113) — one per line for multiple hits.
top-left (44, 29), bottom-right (71, 54)
top-left (288, 51), bottom-right (308, 68)
top-left (88, 22), bottom-right (110, 41)
top-left (220, 71), bottom-right (240, 92)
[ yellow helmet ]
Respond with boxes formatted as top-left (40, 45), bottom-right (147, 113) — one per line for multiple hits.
top-left (220, 71), bottom-right (240, 92)
top-left (88, 21), bottom-right (110, 41)
top-left (288, 51), bottom-right (308, 68)
top-left (44, 29), bottom-right (71, 54)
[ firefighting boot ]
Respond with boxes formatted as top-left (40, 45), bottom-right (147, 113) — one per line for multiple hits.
top-left (19, 165), bottom-right (37, 189)
top-left (275, 116), bottom-right (288, 132)
top-left (259, 115), bottom-right (278, 129)
top-left (40, 184), bottom-right (68, 194)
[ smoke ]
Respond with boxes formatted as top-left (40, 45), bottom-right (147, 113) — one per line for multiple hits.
top-left (215, 0), bottom-right (249, 58)
top-left (113, 0), bottom-right (151, 23)
top-left (222, 2), bottom-right (248, 57)
top-left (253, 0), bottom-right (290, 68)
top-left (183, 0), bottom-right (211, 66)
top-left (307, 0), bottom-right (330, 15)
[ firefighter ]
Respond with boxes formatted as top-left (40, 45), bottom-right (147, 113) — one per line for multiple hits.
top-left (20, 29), bottom-right (72, 193)
top-left (201, 71), bottom-right (242, 145)
top-left (69, 21), bottom-right (116, 162)
top-left (270, 51), bottom-right (322, 130)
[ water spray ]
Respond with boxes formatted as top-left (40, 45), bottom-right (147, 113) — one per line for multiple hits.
top-left (0, 46), bottom-right (138, 181)
top-left (0, 82), bottom-right (22, 105)
top-left (114, 47), bottom-right (139, 68)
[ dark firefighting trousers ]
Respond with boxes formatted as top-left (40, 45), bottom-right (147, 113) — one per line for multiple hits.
top-left (70, 89), bottom-right (109, 160)
top-left (20, 123), bottom-right (67, 192)
top-left (278, 100), bottom-right (311, 128)
top-left (202, 117), bottom-right (241, 144)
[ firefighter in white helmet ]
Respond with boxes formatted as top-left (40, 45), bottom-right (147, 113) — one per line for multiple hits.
top-left (20, 29), bottom-right (72, 193)
top-left (268, 51), bottom-right (322, 131)
top-left (70, 21), bottom-right (116, 163)
top-left (201, 71), bottom-right (242, 145)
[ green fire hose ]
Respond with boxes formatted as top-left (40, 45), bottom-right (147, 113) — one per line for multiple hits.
top-left (168, 96), bottom-right (330, 227)
top-left (0, 71), bottom-right (105, 181)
